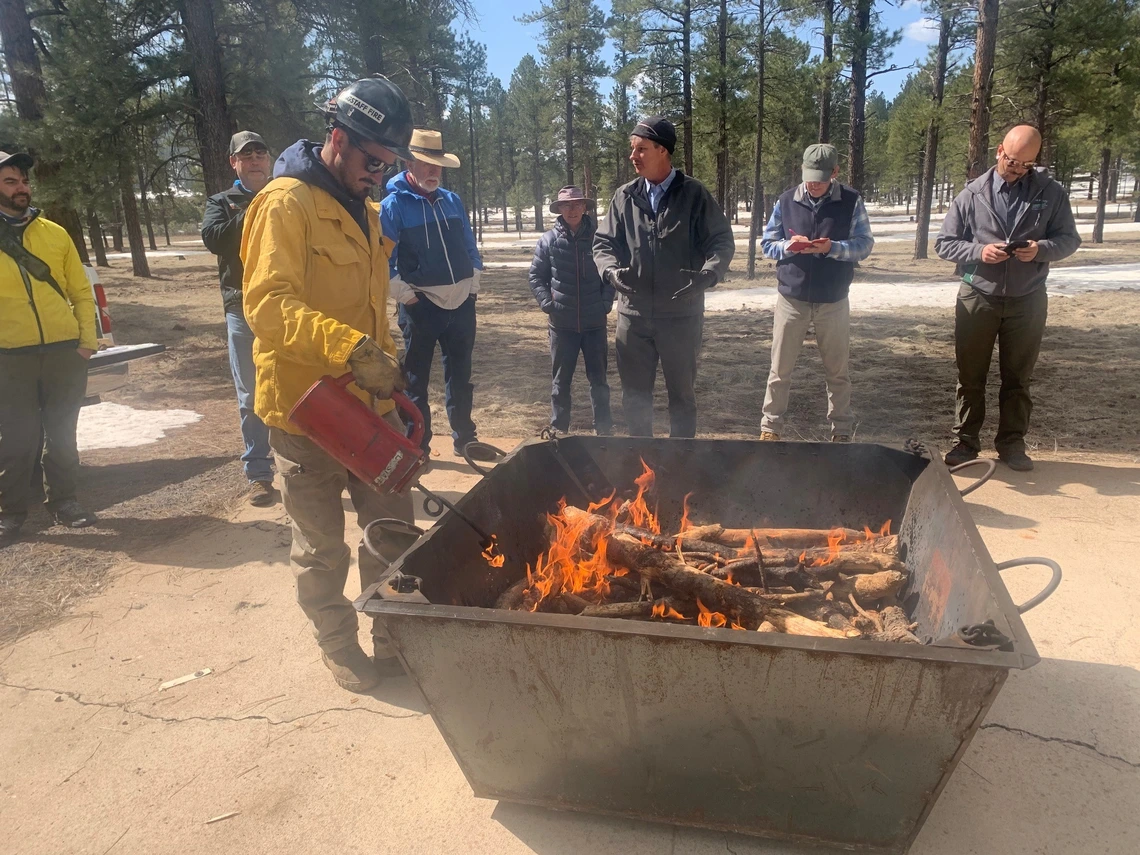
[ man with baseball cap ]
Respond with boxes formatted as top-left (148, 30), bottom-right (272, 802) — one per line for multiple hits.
top-left (381, 129), bottom-right (490, 460)
top-left (758, 143), bottom-right (874, 442)
top-left (1, 150), bottom-right (99, 547)
top-left (594, 116), bottom-right (735, 437)
top-left (201, 131), bottom-right (276, 507)
top-left (241, 77), bottom-right (417, 693)
top-left (529, 185), bottom-right (614, 436)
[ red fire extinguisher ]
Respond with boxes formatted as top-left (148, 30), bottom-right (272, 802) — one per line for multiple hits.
top-left (288, 374), bottom-right (429, 495)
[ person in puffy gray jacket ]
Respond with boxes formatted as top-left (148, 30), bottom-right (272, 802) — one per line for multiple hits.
top-left (935, 125), bottom-right (1081, 472)
top-left (530, 186), bottom-right (614, 435)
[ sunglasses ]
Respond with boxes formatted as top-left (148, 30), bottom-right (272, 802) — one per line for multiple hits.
top-left (1001, 151), bottom-right (1037, 170)
top-left (234, 148), bottom-right (269, 161)
top-left (345, 131), bottom-right (395, 175)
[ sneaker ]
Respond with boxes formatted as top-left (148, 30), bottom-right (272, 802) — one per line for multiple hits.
top-left (999, 449), bottom-right (1034, 472)
top-left (248, 480), bottom-right (277, 507)
top-left (321, 644), bottom-right (381, 693)
top-left (831, 435), bottom-right (851, 443)
top-left (944, 442), bottom-right (979, 467)
top-left (0, 516), bottom-right (23, 549)
top-left (759, 431), bottom-right (780, 441)
top-left (50, 500), bottom-right (97, 528)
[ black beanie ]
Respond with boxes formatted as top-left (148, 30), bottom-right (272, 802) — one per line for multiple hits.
top-left (631, 116), bottom-right (677, 154)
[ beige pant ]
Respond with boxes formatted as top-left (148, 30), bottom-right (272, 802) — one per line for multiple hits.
top-left (761, 294), bottom-right (853, 437)
top-left (271, 411), bottom-right (416, 658)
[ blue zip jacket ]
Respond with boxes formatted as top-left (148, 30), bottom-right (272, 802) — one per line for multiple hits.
top-left (529, 215), bottom-right (613, 332)
top-left (380, 172), bottom-right (482, 289)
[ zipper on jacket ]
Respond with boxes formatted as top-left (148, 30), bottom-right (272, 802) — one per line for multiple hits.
top-left (17, 263), bottom-right (47, 345)
top-left (975, 188), bottom-right (1010, 292)
top-left (575, 231), bottom-right (582, 332)
top-left (425, 196), bottom-right (458, 284)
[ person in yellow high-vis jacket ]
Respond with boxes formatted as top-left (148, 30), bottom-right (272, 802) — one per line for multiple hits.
top-left (241, 77), bottom-right (416, 693)
top-left (1, 151), bottom-right (99, 547)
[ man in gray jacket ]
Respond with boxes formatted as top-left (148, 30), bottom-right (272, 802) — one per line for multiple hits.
top-left (594, 116), bottom-right (735, 437)
top-left (935, 125), bottom-right (1080, 471)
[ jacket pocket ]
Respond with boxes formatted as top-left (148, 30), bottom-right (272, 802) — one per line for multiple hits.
top-left (309, 244), bottom-right (366, 312)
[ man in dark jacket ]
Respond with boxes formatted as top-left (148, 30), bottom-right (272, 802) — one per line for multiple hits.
top-left (758, 143), bottom-right (875, 442)
top-left (935, 125), bottom-right (1080, 471)
top-left (530, 186), bottom-right (614, 435)
top-left (201, 131), bottom-right (275, 506)
top-left (593, 117), bottom-right (735, 437)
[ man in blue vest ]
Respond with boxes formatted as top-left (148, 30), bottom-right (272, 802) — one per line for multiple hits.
top-left (759, 143), bottom-right (874, 442)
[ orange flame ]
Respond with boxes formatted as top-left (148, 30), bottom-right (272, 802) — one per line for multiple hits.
top-left (482, 535), bottom-right (506, 568)
top-left (521, 498), bottom-right (616, 611)
top-left (651, 600), bottom-right (686, 620)
top-left (675, 491), bottom-right (695, 549)
top-left (627, 458), bottom-right (661, 534)
top-left (696, 598), bottom-right (727, 628)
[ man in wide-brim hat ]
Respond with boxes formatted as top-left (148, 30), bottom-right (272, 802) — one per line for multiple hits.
top-left (381, 129), bottom-right (492, 460)
top-left (529, 186), bottom-right (614, 436)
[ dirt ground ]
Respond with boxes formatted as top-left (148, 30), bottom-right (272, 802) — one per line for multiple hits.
top-left (2, 227), bottom-right (1139, 646)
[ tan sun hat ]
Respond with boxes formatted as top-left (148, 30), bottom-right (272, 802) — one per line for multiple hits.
top-left (406, 129), bottom-right (461, 168)
top-left (549, 185), bottom-right (596, 215)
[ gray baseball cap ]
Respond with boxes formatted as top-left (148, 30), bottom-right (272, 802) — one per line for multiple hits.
top-left (802, 143), bottom-right (838, 183)
top-left (0, 150), bottom-right (34, 172)
top-left (228, 131), bottom-right (268, 156)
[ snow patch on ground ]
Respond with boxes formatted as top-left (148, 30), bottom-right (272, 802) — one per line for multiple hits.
top-left (77, 402), bottom-right (202, 451)
top-left (706, 263), bottom-right (1140, 313)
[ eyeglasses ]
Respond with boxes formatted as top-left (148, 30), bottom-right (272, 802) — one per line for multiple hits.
top-left (235, 148), bottom-right (269, 162)
top-left (1001, 151), bottom-right (1037, 170)
top-left (345, 131), bottom-right (394, 175)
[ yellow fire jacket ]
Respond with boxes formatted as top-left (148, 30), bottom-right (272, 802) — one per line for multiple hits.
top-left (241, 177), bottom-right (399, 433)
top-left (1, 213), bottom-right (97, 352)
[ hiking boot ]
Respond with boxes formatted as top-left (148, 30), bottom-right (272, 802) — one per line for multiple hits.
top-left (999, 449), bottom-right (1034, 472)
top-left (0, 516), bottom-right (23, 549)
top-left (248, 480), bottom-right (277, 507)
top-left (943, 442), bottom-right (978, 467)
top-left (321, 644), bottom-right (381, 693)
top-left (759, 431), bottom-right (780, 441)
top-left (50, 500), bottom-right (97, 529)
top-left (831, 435), bottom-right (851, 443)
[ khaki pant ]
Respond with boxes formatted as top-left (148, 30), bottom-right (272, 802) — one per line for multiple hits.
top-left (0, 348), bottom-right (88, 518)
top-left (760, 294), bottom-right (853, 437)
top-left (271, 411), bottom-right (416, 658)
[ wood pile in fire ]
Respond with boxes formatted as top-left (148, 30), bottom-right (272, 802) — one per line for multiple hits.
top-left (491, 462), bottom-right (920, 643)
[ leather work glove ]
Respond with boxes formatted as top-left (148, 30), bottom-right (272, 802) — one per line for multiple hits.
top-left (606, 266), bottom-right (636, 297)
top-left (347, 337), bottom-right (406, 398)
top-left (672, 268), bottom-right (718, 301)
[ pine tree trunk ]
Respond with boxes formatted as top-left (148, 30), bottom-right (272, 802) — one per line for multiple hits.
top-left (179, 0), bottom-right (233, 196)
top-left (847, 0), bottom-right (870, 192)
top-left (111, 195), bottom-right (125, 253)
top-left (818, 0), bottom-right (834, 143)
top-left (682, 0), bottom-right (694, 175)
top-left (1108, 155), bottom-right (1120, 203)
top-left (0, 0), bottom-right (46, 120)
top-left (119, 157), bottom-right (151, 278)
top-left (715, 0), bottom-right (729, 210)
top-left (967, 0), bottom-right (999, 179)
top-left (86, 209), bottom-right (109, 267)
top-left (532, 130), bottom-right (544, 232)
top-left (137, 163), bottom-right (157, 251)
top-left (914, 13), bottom-right (951, 260)
top-left (1092, 145), bottom-right (1110, 243)
top-left (565, 15), bottom-right (575, 186)
top-left (466, 97), bottom-right (481, 244)
top-left (158, 193), bottom-right (172, 246)
top-left (747, 8), bottom-right (766, 281)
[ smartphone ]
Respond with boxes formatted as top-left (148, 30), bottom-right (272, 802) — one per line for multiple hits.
top-left (1002, 240), bottom-right (1030, 254)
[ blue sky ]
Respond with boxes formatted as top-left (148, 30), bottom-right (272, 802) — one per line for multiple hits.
top-left (458, 0), bottom-right (950, 103)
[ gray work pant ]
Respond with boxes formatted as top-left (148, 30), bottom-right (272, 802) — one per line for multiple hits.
top-left (615, 312), bottom-right (703, 438)
top-left (761, 295), bottom-right (854, 437)
top-left (953, 283), bottom-right (1048, 454)
top-left (270, 410), bottom-right (416, 658)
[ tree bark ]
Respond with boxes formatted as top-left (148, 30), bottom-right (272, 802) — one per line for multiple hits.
top-left (0, 0), bottom-right (46, 120)
top-left (818, 0), bottom-right (834, 143)
top-left (967, 0), bottom-right (999, 179)
top-left (118, 157), bottom-right (151, 278)
top-left (532, 129), bottom-right (544, 232)
top-left (1092, 145), bottom-right (1111, 244)
top-left (178, 0), bottom-right (233, 197)
top-left (915, 13), bottom-right (952, 260)
top-left (715, 0), bottom-right (729, 210)
top-left (1108, 154), bottom-right (1120, 203)
top-left (681, 0), bottom-right (694, 175)
top-left (137, 163), bottom-right (157, 251)
top-left (564, 5), bottom-right (575, 186)
top-left (847, 0), bottom-right (871, 192)
top-left (747, 3), bottom-right (766, 280)
top-left (86, 208), bottom-right (109, 267)
top-left (111, 195), bottom-right (125, 253)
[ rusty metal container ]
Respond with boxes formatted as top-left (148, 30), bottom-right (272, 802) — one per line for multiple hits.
top-left (357, 439), bottom-right (1058, 853)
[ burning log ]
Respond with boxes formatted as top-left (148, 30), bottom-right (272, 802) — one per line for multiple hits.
top-left (495, 578), bottom-right (529, 610)
top-left (721, 528), bottom-right (864, 548)
top-left (825, 571), bottom-right (908, 605)
top-left (716, 559), bottom-right (815, 590)
top-left (765, 609), bottom-right (853, 638)
top-left (872, 604), bottom-right (921, 644)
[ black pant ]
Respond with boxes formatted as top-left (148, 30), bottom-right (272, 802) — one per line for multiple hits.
top-left (549, 327), bottom-right (612, 434)
top-left (615, 313), bottom-right (704, 438)
top-left (0, 348), bottom-right (88, 518)
top-left (954, 284), bottom-right (1049, 454)
top-left (397, 296), bottom-right (477, 450)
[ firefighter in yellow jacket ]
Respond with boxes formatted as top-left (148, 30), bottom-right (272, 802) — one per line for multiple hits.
top-left (1, 151), bottom-right (99, 548)
top-left (242, 78), bottom-right (415, 693)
